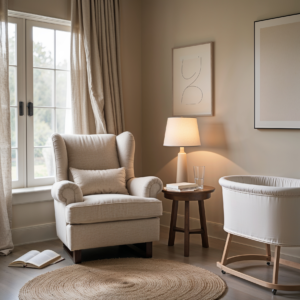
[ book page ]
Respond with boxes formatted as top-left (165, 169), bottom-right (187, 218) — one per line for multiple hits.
top-left (11, 250), bottom-right (40, 265)
top-left (27, 250), bottom-right (60, 267)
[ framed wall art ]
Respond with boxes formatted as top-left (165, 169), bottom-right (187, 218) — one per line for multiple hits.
top-left (255, 13), bottom-right (300, 129)
top-left (173, 42), bottom-right (213, 116)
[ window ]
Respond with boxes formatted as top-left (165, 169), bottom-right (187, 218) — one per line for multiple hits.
top-left (8, 13), bottom-right (72, 188)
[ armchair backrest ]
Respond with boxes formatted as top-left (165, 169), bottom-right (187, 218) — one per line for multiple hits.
top-left (51, 131), bottom-right (135, 182)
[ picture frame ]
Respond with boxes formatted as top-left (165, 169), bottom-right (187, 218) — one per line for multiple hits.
top-left (255, 13), bottom-right (300, 129)
top-left (173, 42), bottom-right (213, 117)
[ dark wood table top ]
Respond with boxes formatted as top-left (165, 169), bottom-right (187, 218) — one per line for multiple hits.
top-left (162, 185), bottom-right (215, 201)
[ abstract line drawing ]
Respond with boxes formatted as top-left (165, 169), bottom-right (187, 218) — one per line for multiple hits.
top-left (181, 56), bottom-right (203, 105)
top-left (173, 42), bottom-right (213, 116)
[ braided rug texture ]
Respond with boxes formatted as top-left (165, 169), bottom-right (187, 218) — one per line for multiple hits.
top-left (19, 258), bottom-right (226, 300)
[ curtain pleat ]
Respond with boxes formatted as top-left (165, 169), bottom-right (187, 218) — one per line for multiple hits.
top-left (71, 0), bottom-right (125, 135)
top-left (0, 0), bottom-right (14, 255)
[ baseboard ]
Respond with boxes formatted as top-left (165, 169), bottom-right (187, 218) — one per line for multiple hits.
top-left (12, 222), bottom-right (57, 246)
top-left (161, 211), bottom-right (300, 263)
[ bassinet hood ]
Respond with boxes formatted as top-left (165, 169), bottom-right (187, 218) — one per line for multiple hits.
top-left (219, 175), bottom-right (300, 197)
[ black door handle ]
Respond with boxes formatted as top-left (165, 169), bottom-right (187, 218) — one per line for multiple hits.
top-left (28, 102), bottom-right (33, 116)
top-left (19, 101), bottom-right (24, 116)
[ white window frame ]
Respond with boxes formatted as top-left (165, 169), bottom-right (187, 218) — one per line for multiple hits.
top-left (8, 11), bottom-right (71, 189)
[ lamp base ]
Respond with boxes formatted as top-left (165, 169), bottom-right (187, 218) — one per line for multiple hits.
top-left (176, 147), bottom-right (188, 183)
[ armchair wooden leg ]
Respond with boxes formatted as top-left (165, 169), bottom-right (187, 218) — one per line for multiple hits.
top-left (130, 242), bottom-right (153, 258)
top-left (145, 242), bottom-right (152, 258)
top-left (73, 250), bottom-right (82, 264)
top-left (63, 244), bottom-right (82, 264)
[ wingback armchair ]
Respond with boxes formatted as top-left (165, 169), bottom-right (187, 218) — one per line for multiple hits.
top-left (51, 131), bottom-right (163, 263)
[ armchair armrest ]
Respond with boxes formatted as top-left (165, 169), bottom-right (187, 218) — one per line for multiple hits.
top-left (127, 176), bottom-right (163, 198)
top-left (51, 180), bottom-right (83, 205)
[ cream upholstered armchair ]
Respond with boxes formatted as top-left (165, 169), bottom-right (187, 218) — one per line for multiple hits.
top-left (51, 131), bottom-right (163, 263)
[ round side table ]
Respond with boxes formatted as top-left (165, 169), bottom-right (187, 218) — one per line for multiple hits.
top-left (162, 185), bottom-right (215, 257)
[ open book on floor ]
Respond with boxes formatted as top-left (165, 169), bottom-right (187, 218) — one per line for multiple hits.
top-left (9, 250), bottom-right (64, 269)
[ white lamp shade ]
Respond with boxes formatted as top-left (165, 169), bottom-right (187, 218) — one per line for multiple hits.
top-left (163, 117), bottom-right (201, 147)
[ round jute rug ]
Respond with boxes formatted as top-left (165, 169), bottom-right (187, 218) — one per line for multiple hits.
top-left (19, 258), bottom-right (226, 300)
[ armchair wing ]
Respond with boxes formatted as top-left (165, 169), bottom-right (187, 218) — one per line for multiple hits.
top-left (127, 176), bottom-right (163, 198)
top-left (51, 180), bottom-right (83, 205)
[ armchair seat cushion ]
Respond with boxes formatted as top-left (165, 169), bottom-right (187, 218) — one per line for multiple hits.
top-left (65, 194), bottom-right (162, 225)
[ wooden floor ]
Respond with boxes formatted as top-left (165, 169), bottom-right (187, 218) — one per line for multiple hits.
top-left (1, 227), bottom-right (300, 300)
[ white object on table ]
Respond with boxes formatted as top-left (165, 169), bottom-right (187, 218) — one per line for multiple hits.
top-left (163, 118), bottom-right (200, 182)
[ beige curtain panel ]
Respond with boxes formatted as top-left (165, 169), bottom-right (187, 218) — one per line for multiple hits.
top-left (71, 0), bottom-right (125, 135)
top-left (0, 0), bottom-right (14, 255)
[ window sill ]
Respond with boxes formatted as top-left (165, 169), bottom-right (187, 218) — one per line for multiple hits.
top-left (12, 185), bottom-right (53, 205)
top-left (12, 185), bottom-right (52, 194)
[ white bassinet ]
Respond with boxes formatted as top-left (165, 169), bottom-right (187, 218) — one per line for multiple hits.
top-left (217, 175), bottom-right (300, 295)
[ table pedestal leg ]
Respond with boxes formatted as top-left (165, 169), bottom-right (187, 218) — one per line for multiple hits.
top-left (198, 200), bottom-right (209, 248)
top-left (184, 201), bottom-right (190, 257)
top-left (168, 200), bottom-right (178, 246)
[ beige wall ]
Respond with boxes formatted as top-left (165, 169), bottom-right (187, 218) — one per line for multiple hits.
top-left (141, 0), bottom-right (300, 254)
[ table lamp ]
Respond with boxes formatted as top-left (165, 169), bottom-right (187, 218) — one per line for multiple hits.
top-left (163, 117), bottom-right (201, 183)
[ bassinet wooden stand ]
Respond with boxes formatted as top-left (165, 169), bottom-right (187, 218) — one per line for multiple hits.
top-left (217, 233), bottom-right (300, 295)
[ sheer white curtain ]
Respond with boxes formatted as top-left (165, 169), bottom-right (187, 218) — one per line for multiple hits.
top-left (0, 0), bottom-right (14, 255)
top-left (71, 0), bottom-right (125, 135)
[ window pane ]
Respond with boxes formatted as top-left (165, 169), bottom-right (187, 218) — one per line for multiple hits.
top-left (11, 149), bottom-right (18, 181)
top-left (10, 107), bottom-right (17, 148)
top-left (34, 108), bottom-right (54, 147)
top-left (56, 109), bottom-right (72, 134)
top-left (56, 70), bottom-right (71, 108)
top-left (8, 23), bottom-right (16, 65)
top-left (33, 69), bottom-right (54, 106)
top-left (33, 27), bottom-right (54, 68)
top-left (9, 66), bottom-right (17, 105)
top-left (56, 30), bottom-right (70, 70)
top-left (34, 147), bottom-right (54, 178)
